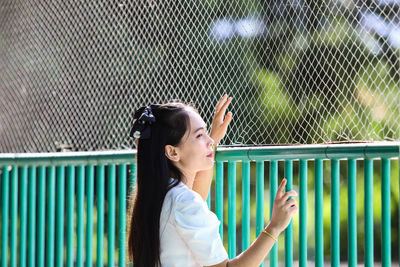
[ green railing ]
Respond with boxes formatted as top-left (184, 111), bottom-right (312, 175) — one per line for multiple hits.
top-left (1, 143), bottom-right (399, 266)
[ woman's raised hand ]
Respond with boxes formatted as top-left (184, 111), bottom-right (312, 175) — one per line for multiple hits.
top-left (209, 94), bottom-right (233, 144)
top-left (268, 178), bottom-right (298, 235)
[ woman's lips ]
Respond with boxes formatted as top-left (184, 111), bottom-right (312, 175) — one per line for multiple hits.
top-left (207, 151), bottom-right (214, 158)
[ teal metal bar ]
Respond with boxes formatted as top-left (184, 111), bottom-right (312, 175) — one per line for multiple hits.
top-left (299, 160), bottom-right (307, 267)
top-left (381, 158), bottom-right (391, 267)
top-left (256, 161), bottom-right (264, 235)
top-left (255, 161), bottom-right (264, 237)
top-left (216, 161), bottom-right (224, 239)
top-left (331, 159), bottom-right (340, 267)
top-left (19, 166), bottom-right (28, 267)
top-left (86, 165), bottom-right (94, 267)
top-left (1, 166), bottom-right (10, 267)
top-left (269, 160), bottom-right (278, 267)
top-left (242, 161), bottom-right (250, 250)
top-left (76, 165), bottom-right (85, 267)
top-left (256, 161), bottom-right (264, 267)
top-left (118, 164), bottom-right (127, 267)
top-left (66, 165), bottom-right (75, 267)
top-left (214, 143), bottom-right (400, 162)
top-left (46, 166), bottom-right (56, 267)
top-left (27, 166), bottom-right (36, 267)
top-left (284, 160), bottom-right (293, 267)
top-left (315, 159), bottom-right (323, 267)
top-left (207, 190), bottom-right (211, 209)
top-left (347, 159), bottom-right (357, 267)
top-left (97, 165), bottom-right (105, 267)
top-left (56, 166), bottom-right (65, 267)
top-left (10, 166), bottom-right (18, 267)
top-left (108, 165), bottom-right (116, 267)
top-left (0, 150), bottom-right (137, 166)
top-left (37, 166), bottom-right (46, 267)
top-left (364, 159), bottom-right (373, 267)
top-left (128, 163), bottom-right (137, 195)
top-left (228, 161), bottom-right (236, 258)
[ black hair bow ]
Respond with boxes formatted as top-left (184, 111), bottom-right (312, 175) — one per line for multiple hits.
top-left (129, 104), bottom-right (160, 140)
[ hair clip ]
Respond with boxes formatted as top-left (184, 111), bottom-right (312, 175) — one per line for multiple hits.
top-left (129, 104), bottom-right (160, 140)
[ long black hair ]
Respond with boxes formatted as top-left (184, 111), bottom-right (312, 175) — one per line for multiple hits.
top-left (128, 102), bottom-right (195, 267)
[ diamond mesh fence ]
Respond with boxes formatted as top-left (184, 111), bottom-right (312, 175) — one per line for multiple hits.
top-left (1, 1), bottom-right (399, 152)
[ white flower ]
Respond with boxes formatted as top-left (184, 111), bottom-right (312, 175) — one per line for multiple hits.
top-left (133, 131), bottom-right (141, 139)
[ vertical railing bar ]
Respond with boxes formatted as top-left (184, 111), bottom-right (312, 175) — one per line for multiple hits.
top-left (207, 187), bottom-right (211, 209)
top-left (10, 166), bottom-right (18, 267)
top-left (55, 166), bottom-right (65, 267)
top-left (256, 161), bottom-right (264, 267)
top-left (347, 159), bottom-right (357, 267)
top-left (97, 165), bottom-right (105, 267)
top-left (66, 165), bottom-right (75, 267)
top-left (228, 161), bottom-right (236, 259)
top-left (27, 166), bottom-right (36, 267)
top-left (118, 164), bottom-right (127, 267)
top-left (37, 166), bottom-right (46, 267)
top-left (108, 164), bottom-right (116, 267)
top-left (364, 159), bottom-right (373, 267)
top-left (46, 166), bottom-right (56, 267)
top-left (242, 160), bottom-right (251, 251)
top-left (269, 160), bottom-right (278, 267)
top-left (86, 165), bottom-right (95, 267)
top-left (256, 161), bottom-right (264, 236)
top-left (284, 160), bottom-right (293, 267)
top-left (381, 158), bottom-right (391, 267)
top-left (1, 166), bottom-right (10, 267)
top-left (128, 163), bottom-right (137, 195)
top-left (299, 160), bottom-right (307, 267)
top-left (19, 166), bottom-right (28, 267)
top-left (216, 161), bottom-right (224, 240)
top-left (76, 165), bottom-right (85, 267)
top-left (331, 159), bottom-right (340, 267)
top-left (315, 159), bottom-right (323, 267)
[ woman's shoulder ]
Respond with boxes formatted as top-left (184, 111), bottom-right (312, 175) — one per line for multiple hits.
top-left (167, 181), bottom-right (200, 203)
top-left (165, 181), bottom-right (205, 213)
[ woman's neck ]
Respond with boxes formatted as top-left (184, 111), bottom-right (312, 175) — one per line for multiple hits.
top-left (181, 171), bottom-right (195, 190)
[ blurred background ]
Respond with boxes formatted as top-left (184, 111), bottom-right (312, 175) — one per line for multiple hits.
top-left (1, 0), bottom-right (399, 264)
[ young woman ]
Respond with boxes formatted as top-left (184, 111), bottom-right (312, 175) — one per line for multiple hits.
top-left (128, 95), bottom-right (298, 267)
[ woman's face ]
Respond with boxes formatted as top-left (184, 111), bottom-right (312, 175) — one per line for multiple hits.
top-left (173, 109), bottom-right (215, 175)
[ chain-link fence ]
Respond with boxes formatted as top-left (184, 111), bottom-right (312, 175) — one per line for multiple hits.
top-left (1, 1), bottom-right (399, 152)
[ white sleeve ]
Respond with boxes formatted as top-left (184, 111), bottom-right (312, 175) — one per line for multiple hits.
top-left (174, 191), bottom-right (228, 266)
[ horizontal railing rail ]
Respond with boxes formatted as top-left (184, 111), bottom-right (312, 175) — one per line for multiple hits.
top-left (1, 142), bottom-right (399, 267)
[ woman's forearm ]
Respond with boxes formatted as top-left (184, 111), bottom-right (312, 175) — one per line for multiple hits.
top-left (227, 224), bottom-right (281, 267)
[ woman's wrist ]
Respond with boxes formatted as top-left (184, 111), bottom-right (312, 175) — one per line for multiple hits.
top-left (264, 223), bottom-right (281, 239)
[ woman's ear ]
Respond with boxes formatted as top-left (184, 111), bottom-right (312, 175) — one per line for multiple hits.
top-left (165, 145), bottom-right (180, 162)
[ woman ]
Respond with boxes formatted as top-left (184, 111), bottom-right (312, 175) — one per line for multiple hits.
top-left (128, 95), bottom-right (298, 267)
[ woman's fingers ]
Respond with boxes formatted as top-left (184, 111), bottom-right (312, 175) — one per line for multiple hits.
top-left (275, 178), bottom-right (287, 198)
top-left (221, 111), bottom-right (233, 128)
top-left (219, 97), bottom-right (232, 116)
top-left (287, 204), bottom-right (298, 215)
top-left (281, 190), bottom-right (298, 202)
top-left (215, 94), bottom-right (228, 113)
top-left (284, 198), bottom-right (297, 208)
top-left (214, 95), bottom-right (232, 120)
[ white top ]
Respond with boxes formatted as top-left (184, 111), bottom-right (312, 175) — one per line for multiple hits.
top-left (159, 181), bottom-right (228, 267)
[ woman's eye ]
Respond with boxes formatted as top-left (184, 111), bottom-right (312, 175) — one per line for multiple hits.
top-left (197, 134), bottom-right (203, 138)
